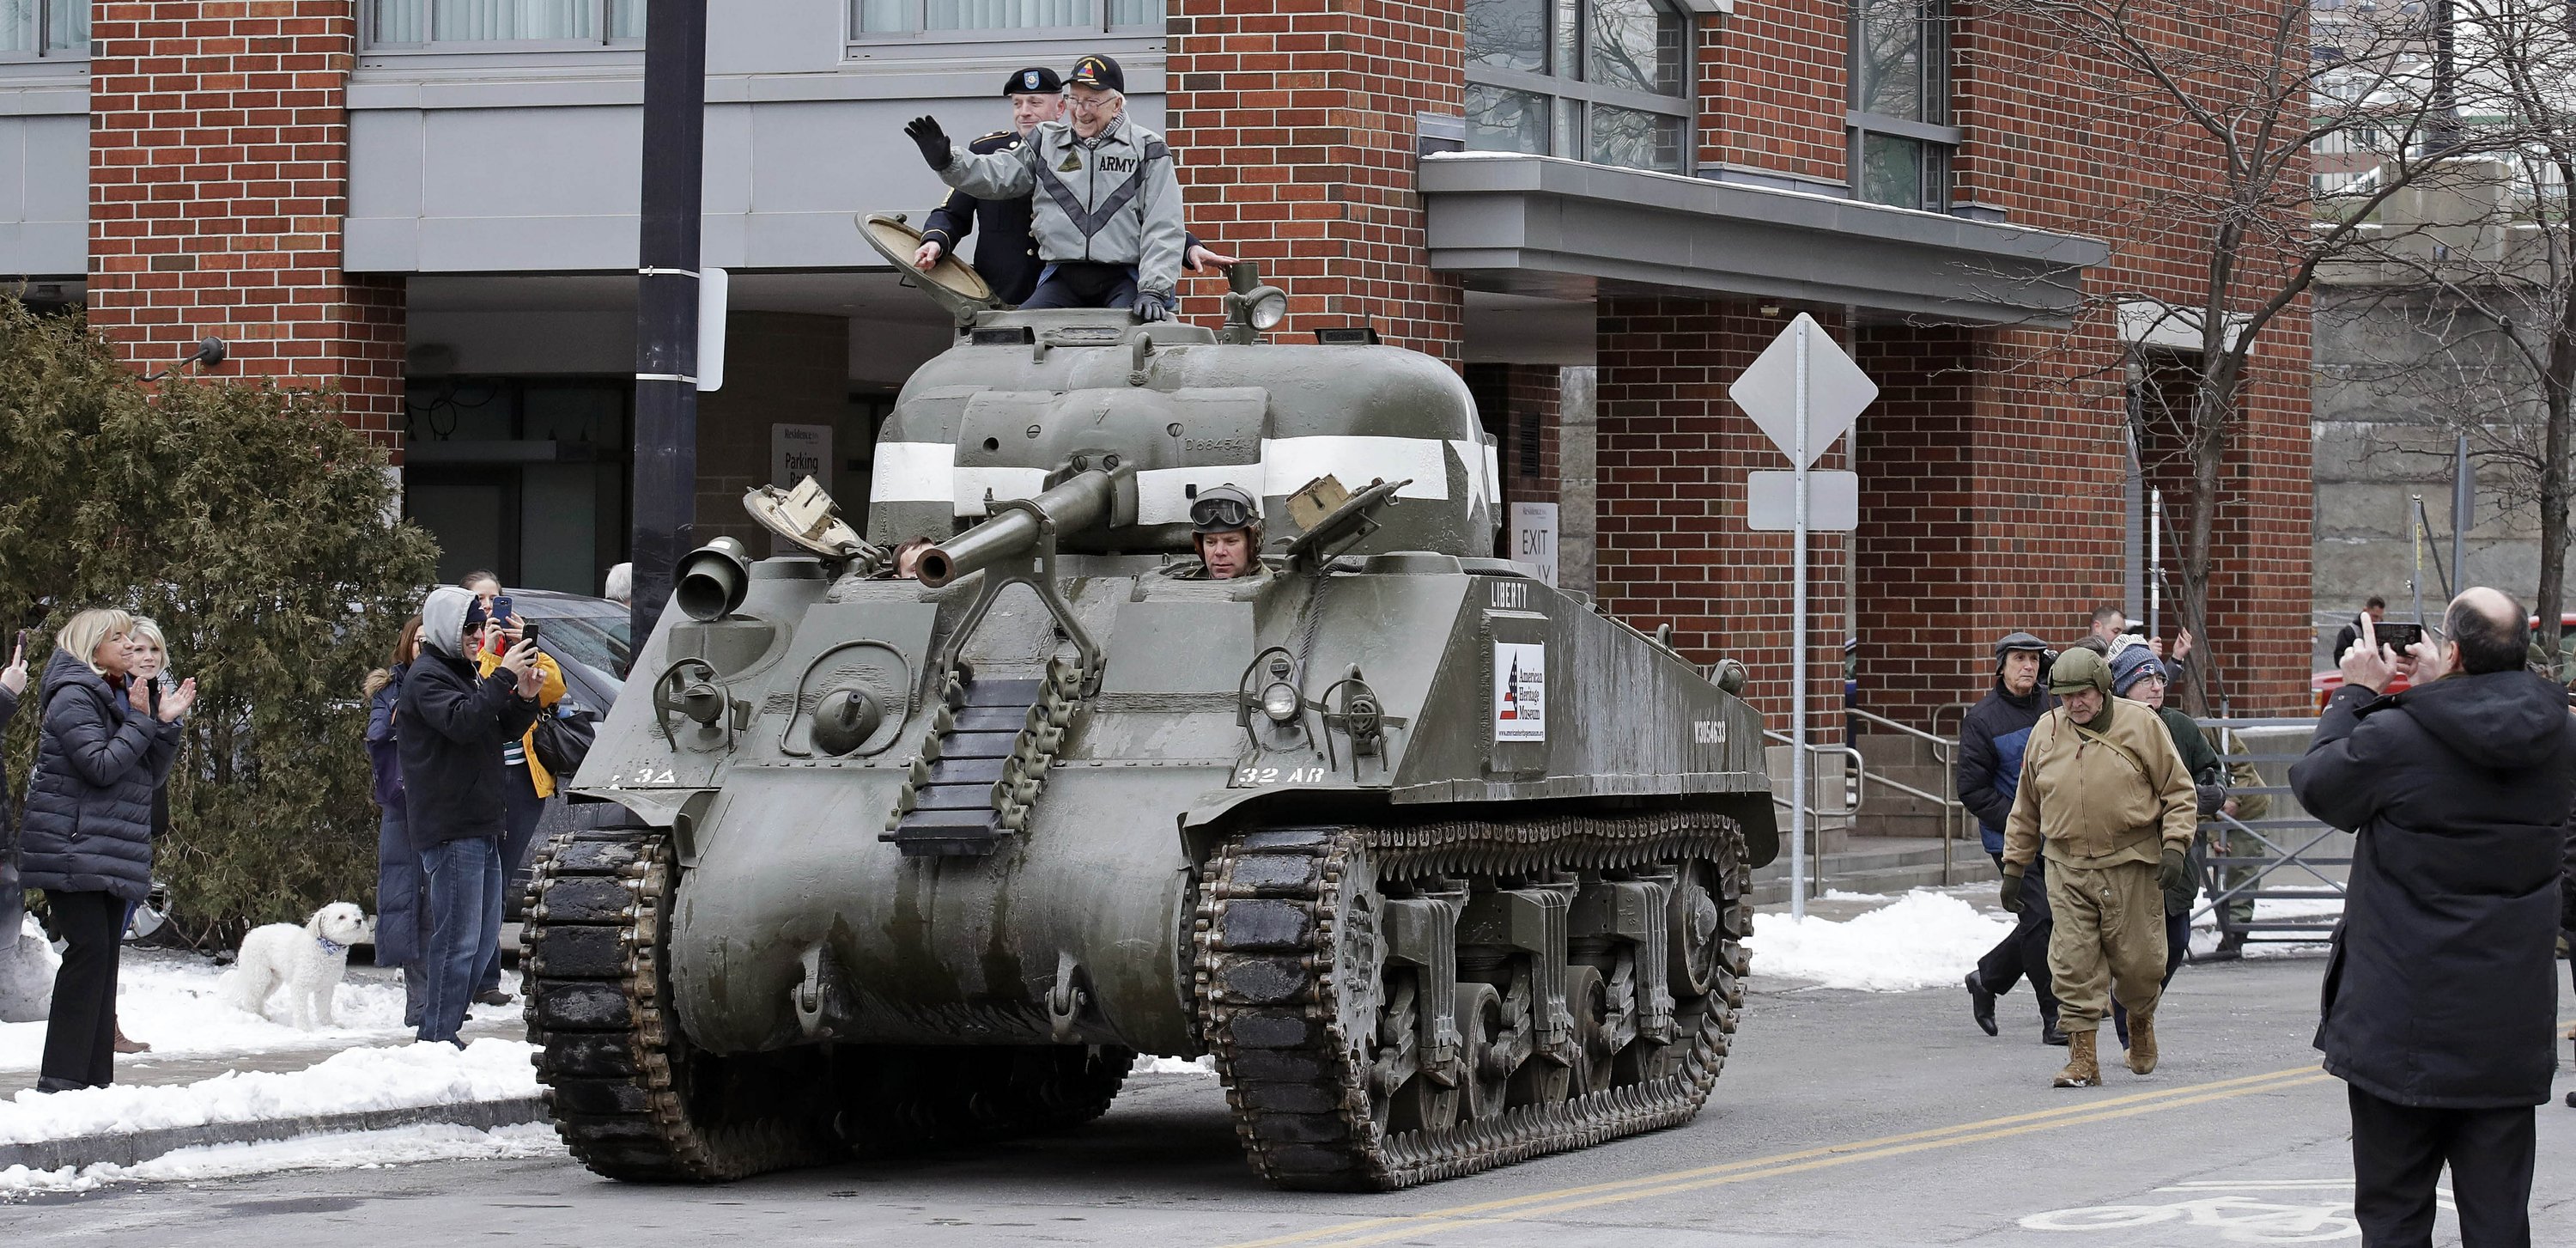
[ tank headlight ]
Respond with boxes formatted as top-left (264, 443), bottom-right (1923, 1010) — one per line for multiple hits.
top-left (1244, 285), bottom-right (1289, 332)
top-left (1261, 681), bottom-right (1302, 722)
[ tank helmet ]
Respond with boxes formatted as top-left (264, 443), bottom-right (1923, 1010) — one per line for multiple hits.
top-left (1191, 484), bottom-right (1259, 535)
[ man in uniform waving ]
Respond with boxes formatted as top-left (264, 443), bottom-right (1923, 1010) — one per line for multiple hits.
top-left (905, 54), bottom-right (1187, 319)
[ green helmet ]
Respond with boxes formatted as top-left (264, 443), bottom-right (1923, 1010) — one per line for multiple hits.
top-left (2047, 645), bottom-right (2111, 697)
top-left (1190, 484), bottom-right (1259, 535)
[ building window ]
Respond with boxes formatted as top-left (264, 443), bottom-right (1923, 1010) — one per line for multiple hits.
top-left (1464, 0), bottom-right (1693, 175)
top-left (853, 0), bottom-right (1158, 37)
top-left (1, 0), bottom-right (87, 58)
top-left (1846, 0), bottom-right (1958, 211)
top-left (368, 0), bottom-right (643, 48)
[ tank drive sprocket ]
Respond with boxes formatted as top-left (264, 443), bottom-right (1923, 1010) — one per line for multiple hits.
top-left (1193, 810), bottom-right (1752, 1190)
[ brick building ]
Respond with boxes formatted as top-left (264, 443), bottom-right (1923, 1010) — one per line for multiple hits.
top-left (2, 0), bottom-right (2312, 760)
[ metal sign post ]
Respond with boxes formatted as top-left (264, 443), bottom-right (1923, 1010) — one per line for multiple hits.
top-left (1729, 314), bottom-right (1876, 922)
top-left (1789, 320), bottom-right (1810, 921)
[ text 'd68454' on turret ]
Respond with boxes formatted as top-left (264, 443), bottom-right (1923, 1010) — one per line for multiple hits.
top-left (514, 228), bottom-right (1779, 1190)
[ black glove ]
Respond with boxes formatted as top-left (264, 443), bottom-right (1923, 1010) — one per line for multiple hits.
top-left (2159, 846), bottom-right (2189, 893)
top-left (2000, 866), bottom-right (2026, 914)
top-left (904, 115), bottom-right (951, 171)
top-left (1132, 289), bottom-right (1174, 322)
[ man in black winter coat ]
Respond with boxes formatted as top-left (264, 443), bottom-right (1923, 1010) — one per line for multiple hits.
top-left (398, 586), bottom-right (542, 1047)
top-left (2291, 589), bottom-right (2573, 1247)
top-left (1959, 631), bottom-right (2063, 1044)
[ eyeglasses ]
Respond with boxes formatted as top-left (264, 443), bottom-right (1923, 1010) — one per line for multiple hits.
top-left (1066, 94), bottom-right (1113, 113)
top-left (1192, 496), bottom-right (1253, 528)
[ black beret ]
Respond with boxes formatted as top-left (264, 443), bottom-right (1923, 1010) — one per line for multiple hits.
top-left (1003, 66), bottom-right (1062, 95)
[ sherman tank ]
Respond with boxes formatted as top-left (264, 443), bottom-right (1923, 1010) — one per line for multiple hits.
top-left (516, 216), bottom-right (1779, 1190)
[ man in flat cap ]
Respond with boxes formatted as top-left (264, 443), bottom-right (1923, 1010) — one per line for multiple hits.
top-left (905, 54), bottom-right (1188, 319)
top-left (912, 66), bottom-right (1230, 307)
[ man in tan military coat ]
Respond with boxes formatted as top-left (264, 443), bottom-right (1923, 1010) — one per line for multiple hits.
top-left (2002, 646), bottom-right (2199, 1087)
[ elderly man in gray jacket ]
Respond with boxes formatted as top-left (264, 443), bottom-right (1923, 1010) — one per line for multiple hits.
top-left (905, 53), bottom-right (1187, 320)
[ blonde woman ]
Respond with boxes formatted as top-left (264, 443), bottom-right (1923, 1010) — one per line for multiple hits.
top-left (118, 618), bottom-right (187, 1053)
top-left (20, 608), bottom-right (196, 1092)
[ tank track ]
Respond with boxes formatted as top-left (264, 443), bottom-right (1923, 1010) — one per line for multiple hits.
top-left (521, 826), bottom-right (1138, 1182)
top-left (1194, 811), bottom-right (1751, 1190)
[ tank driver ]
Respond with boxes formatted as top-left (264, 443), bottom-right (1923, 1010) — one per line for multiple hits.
top-left (1190, 484), bottom-right (1261, 581)
top-left (912, 66), bottom-right (1231, 307)
top-left (905, 54), bottom-right (1186, 320)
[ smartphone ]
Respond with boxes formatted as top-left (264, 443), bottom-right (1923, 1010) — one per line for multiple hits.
top-left (2375, 622), bottom-right (2423, 652)
top-left (489, 594), bottom-right (513, 624)
top-left (13, 628), bottom-right (26, 658)
top-left (519, 622), bottom-right (541, 648)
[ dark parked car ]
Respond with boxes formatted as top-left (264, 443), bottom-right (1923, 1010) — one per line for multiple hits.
top-left (510, 591), bottom-right (630, 918)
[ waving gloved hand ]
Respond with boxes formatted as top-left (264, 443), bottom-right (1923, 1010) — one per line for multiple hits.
top-left (2159, 846), bottom-right (2190, 893)
top-left (1132, 289), bottom-right (1174, 322)
top-left (904, 116), bottom-right (952, 171)
top-left (2000, 865), bottom-right (2026, 914)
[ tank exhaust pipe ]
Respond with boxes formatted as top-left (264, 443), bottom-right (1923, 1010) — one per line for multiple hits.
top-left (916, 466), bottom-right (1127, 588)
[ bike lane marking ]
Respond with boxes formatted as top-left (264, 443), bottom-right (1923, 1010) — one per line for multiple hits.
top-left (1216, 1065), bottom-right (2331, 1248)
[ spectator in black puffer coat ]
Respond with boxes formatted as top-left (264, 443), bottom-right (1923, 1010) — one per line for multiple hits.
top-left (19, 608), bottom-right (196, 1093)
top-left (0, 635), bottom-right (27, 946)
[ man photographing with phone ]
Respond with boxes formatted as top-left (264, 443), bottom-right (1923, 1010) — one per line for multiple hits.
top-left (398, 586), bottom-right (544, 1047)
top-left (2292, 588), bottom-right (2574, 1245)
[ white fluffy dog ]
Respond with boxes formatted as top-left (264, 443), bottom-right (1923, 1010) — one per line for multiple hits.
top-left (219, 903), bottom-right (376, 1030)
top-left (0, 912), bottom-right (62, 1023)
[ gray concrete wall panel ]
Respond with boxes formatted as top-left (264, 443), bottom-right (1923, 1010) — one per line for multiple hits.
top-left (0, 106), bottom-right (88, 277)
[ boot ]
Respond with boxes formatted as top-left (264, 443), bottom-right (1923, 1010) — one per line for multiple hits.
top-left (1965, 971), bottom-right (1998, 1037)
top-left (2052, 1030), bottom-right (2099, 1087)
top-left (2040, 1002), bottom-right (2068, 1047)
top-left (113, 1023), bottom-right (150, 1055)
top-left (2126, 1012), bottom-right (2158, 1074)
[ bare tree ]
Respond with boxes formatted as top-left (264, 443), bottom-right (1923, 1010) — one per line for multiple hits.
top-left (2323, 1), bottom-right (2576, 662)
top-left (1973, 0), bottom-right (2521, 710)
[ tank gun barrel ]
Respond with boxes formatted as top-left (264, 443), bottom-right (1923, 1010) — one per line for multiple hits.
top-left (917, 466), bottom-right (1126, 588)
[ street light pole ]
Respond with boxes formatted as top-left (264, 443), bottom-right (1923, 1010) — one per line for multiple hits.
top-left (632, 0), bottom-right (708, 647)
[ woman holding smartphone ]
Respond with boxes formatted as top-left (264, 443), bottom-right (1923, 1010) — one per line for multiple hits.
top-left (19, 609), bottom-right (195, 1091)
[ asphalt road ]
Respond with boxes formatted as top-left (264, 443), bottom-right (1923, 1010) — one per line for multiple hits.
top-left (6, 953), bottom-right (2571, 1246)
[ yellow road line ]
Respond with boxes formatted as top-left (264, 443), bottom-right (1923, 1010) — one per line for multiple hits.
top-left (1218, 1064), bottom-right (2328, 1248)
top-left (1305, 1074), bottom-right (2336, 1248)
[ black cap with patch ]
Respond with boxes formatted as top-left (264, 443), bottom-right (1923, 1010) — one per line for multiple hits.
top-left (1066, 53), bottom-right (1125, 94)
top-left (1002, 66), bottom-right (1062, 95)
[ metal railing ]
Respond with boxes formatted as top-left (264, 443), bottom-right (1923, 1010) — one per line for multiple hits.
top-left (1845, 706), bottom-right (1971, 885)
top-left (2192, 715), bottom-right (2345, 945)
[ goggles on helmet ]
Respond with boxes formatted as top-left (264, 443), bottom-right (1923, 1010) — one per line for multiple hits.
top-left (1191, 494), bottom-right (1254, 530)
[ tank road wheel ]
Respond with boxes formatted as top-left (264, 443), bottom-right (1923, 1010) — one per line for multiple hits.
top-left (521, 829), bottom-right (841, 1182)
top-left (1561, 965), bottom-right (1615, 1096)
top-left (1197, 811), bottom-right (1753, 1190)
top-left (1452, 982), bottom-right (1510, 1120)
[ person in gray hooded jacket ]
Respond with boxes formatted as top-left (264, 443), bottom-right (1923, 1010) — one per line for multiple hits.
top-left (21, 608), bottom-right (195, 1091)
top-left (905, 54), bottom-right (1187, 320)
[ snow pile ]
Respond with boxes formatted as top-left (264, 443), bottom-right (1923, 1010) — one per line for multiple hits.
top-left (0, 949), bottom-right (520, 1073)
top-left (0, 916), bottom-right (60, 1025)
top-left (1133, 1054), bottom-right (1215, 1076)
top-left (0, 1122), bottom-right (562, 1197)
top-left (0, 1037), bottom-right (539, 1146)
top-left (1747, 890), bottom-right (2009, 992)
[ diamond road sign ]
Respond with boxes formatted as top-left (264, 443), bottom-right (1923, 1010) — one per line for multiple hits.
top-left (1728, 313), bottom-right (1878, 469)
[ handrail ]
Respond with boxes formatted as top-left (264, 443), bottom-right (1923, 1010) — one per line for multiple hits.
top-left (1846, 705), bottom-right (1949, 747)
top-left (1845, 706), bottom-right (1970, 884)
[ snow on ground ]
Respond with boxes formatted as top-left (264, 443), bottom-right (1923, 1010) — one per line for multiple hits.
top-left (0, 949), bottom-right (521, 1074)
top-left (1749, 891), bottom-right (2008, 992)
top-left (0, 1037), bottom-right (539, 1146)
top-left (1749, 888), bottom-right (2343, 991)
top-left (1133, 1055), bottom-right (1215, 1076)
top-left (0, 1122), bottom-right (563, 1198)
